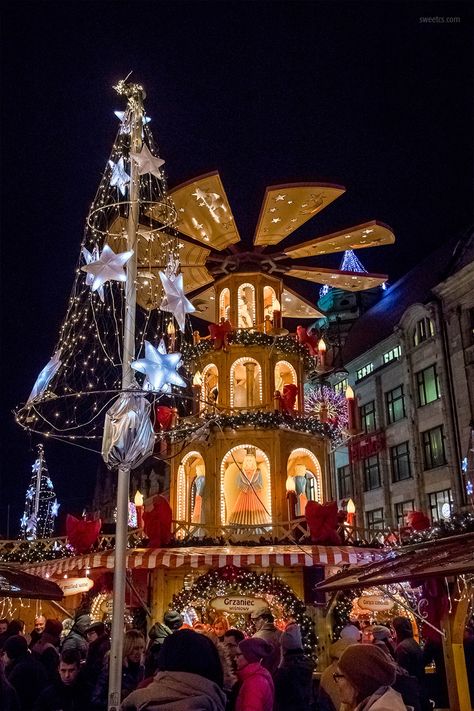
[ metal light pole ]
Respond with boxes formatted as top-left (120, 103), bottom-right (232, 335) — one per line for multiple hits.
top-left (107, 86), bottom-right (143, 711)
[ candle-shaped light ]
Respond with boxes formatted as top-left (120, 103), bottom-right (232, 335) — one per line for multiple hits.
top-left (346, 497), bottom-right (356, 527)
top-left (272, 299), bottom-right (282, 329)
top-left (134, 490), bottom-right (144, 528)
top-left (167, 321), bottom-right (176, 352)
top-left (192, 371), bottom-right (202, 416)
top-left (345, 385), bottom-right (357, 432)
top-left (317, 338), bottom-right (327, 370)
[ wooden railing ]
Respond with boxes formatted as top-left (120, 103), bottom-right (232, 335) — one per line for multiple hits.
top-left (0, 520), bottom-right (393, 563)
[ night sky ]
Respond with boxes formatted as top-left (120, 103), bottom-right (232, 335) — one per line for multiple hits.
top-left (1, 1), bottom-right (472, 536)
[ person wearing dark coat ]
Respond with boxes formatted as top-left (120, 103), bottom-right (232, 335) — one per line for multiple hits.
top-left (92, 629), bottom-right (145, 709)
top-left (0, 620), bottom-right (25, 652)
top-left (273, 624), bottom-right (314, 711)
top-left (31, 618), bottom-right (63, 684)
top-left (392, 616), bottom-right (431, 711)
top-left (33, 648), bottom-right (92, 711)
top-left (84, 621), bottom-right (110, 686)
top-left (3, 635), bottom-right (48, 711)
top-left (61, 613), bottom-right (90, 661)
top-left (28, 615), bottom-right (46, 649)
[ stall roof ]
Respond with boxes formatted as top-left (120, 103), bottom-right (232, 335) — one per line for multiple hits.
top-left (0, 565), bottom-right (64, 600)
top-left (25, 544), bottom-right (382, 578)
top-left (316, 532), bottom-right (474, 592)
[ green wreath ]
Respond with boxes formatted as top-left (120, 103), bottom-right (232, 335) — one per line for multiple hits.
top-left (171, 565), bottom-right (316, 659)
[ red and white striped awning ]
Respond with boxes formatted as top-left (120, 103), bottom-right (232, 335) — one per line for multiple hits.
top-left (25, 544), bottom-right (382, 578)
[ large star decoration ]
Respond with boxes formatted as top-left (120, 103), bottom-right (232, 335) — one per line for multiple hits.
top-left (108, 157), bottom-right (130, 196)
top-left (81, 246), bottom-right (104, 301)
top-left (81, 244), bottom-right (133, 294)
top-left (130, 143), bottom-right (165, 179)
top-left (114, 110), bottom-right (151, 135)
top-left (131, 340), bottom-right (186, 393)
top-left (159, 271), bottom-right (196, 332)
top-left (51, 500), bottom-right (60, 517)
top-left (27, 351), bottom-right (62, 404)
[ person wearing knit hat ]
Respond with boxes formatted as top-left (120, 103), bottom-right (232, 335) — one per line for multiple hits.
top-left (334, 644), bottom-right (407, 710)
top-left (234, 638), bottom-right (274, 711)
top-left (273, 624), bottom-right (314, 711)
top-left (163, 610), bottom-right (183, 631)
top-left (340, 623), bottom-right (362, 643)
top-left (318, 638), bottom-right (355, 711)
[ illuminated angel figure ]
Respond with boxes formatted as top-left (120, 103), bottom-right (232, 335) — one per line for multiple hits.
top-left (228, 449), bottom-right (270, 527)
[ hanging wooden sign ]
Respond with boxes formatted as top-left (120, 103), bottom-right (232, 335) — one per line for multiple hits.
top-left (58, 577), bottom-right (94, 597)
top-left (357, 594), bottom-right (394, 612)
top-left (210, 596), bottom-right (267, 614)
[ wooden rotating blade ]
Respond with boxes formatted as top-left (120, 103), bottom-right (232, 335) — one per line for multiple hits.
top-left (284, 220), bottom-right (395, 259)
top-left (253, 183), bottom-right (345, 247)
top-left (287, 266), bottom-right (388, 291)
top-left (167, 172), bottom-right (240, 251)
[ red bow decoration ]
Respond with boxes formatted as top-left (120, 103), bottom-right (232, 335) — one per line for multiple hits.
top-left (305, 500), bottom-right (342, 545)
top-left (406, 510), bottom-right (430, 530)
top-left (66, 514), bottom-right (101, 554)
top-left (281, 384), bottom-right (298, 413)
top-left (208, 320), bottom-right (232, 350)
top-left (143, 495), bottom-right (173, 547)
top-left (296, 325), bottom-right (319, 357)
top-left (154, 405), bottom-right (174, 431)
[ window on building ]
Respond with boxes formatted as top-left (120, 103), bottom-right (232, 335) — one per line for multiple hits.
top-left (360, 401), bottom-right (376, 433)
top-left (395, 500), bottom-right (415, 527)
top-left (334, 378), bottom-right (348, 395)
top-left (363, 454), bottom-right (381, 490)
top-left (422, 426), bottom-right (446, 469)
top-left (337, 465), bottom-right (352, 498)
top-left (383, 345), bottom-right (402, 364)
top-left (391, 441), bottom-right (412, 482)
top-left (428, 489), bottom-right (453, 522)
top-left (386, 385), bottom-right (406, 424)
top-left (416, 364), bottom-right (440, 406)
top-left (356, 363), bottom-right (374, 381)
top-left (366, 507), bottom-right (384, 530)
top-left (413, 316), bottom-right (435, 346)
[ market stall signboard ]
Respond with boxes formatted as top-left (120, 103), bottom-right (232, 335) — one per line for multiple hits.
top-left (210, 596), bottom-right (267, 614)
top-left (357, 594), bottom-right (394, 612)
top-left (58, 577), bottom-right (94, 597)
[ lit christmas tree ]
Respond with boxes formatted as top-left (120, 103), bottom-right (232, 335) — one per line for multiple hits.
top-left (20, 444), bottom-right (59, 540)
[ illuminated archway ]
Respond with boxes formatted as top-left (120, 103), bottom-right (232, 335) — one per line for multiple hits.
top-left (263, 285), bottom-right (277, 318)
top-left (230, 357), bottom-right (262, 409)
top-left (238, 282), bottom-right (255, 329)
top-left (274, 360), bottom-right (298, 408)
top-left (219, 288), bottom-right (230, 321)
top-left (202, 363), bottom-right (219, 411)
top-left (176, 451), bottom-right (205, 534)
top-left (220, 444), bottom-right (271, 527)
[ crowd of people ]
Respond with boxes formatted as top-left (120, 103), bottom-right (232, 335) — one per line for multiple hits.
top-left (0, 608), bottom-right (470, 710)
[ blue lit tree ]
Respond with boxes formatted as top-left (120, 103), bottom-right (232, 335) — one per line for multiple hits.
top-left (20, 444), bottom-right (59, 539)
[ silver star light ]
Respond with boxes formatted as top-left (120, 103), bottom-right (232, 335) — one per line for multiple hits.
top-left (51, 500), bottom-right (60, 517)
top-left (159, 271), bottom-right (196, 332)
top-left (81, 244), bottom-right (133, 294)
top-left (27, 351), bottom-right (62, 404)
top-left (81, 246), bottom-right (105, 301)
top-left (130, 143), bottom-right (165, 179)
top-left (131, 340), bottom-right (186, 393)
top-left (108, 157), bottom-right (130, 195)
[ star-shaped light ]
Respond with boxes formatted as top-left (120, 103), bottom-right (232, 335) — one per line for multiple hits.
top-left (27, 351), bottom-right (62, 404)
top-left (81, 246), bottom-right (104, 301)
top-left (81, 244), bottom-right (133, 294)
top-left (26, 487), bottom-right (35, 501)
top-left (51, 500), bottom-right (60, 517)
top-left (131, 340), bottom-right (186, 393)
top-left (130, 143), bottom-right (165, 178)
top-left (20, 514), bottom-right (28, 528)
top-left (108, 157), bottom-right (130, 196)
top-left (46, 478), bottom-right (54, 489)
top-left (114, 111), bottom-right (151, 135)
top-left (32, 459), bottom-right (40, 473)
top-left (159, 271), bottom-right (195, 332)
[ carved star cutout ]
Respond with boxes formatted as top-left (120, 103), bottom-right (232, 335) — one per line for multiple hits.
top-left (130, 143), bottom-right (165, 178)
top-left (271, 217), bottom-right (282, 223)
top-left (275, 194), bottom-right (286, 201)
top-left (27, 351), bottom-right (62, 404)
top-left (159, 271), bottom-right (196, 332)
top-left (131, 340), bottom-right (186, 393)
top-left (108, 157), bottom-right (130, 196)
top-left (81, 244), bottom-right (133, 293)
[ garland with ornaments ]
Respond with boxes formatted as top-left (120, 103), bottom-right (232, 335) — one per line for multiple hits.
top-left (171, 565), bottom-right (316, 659)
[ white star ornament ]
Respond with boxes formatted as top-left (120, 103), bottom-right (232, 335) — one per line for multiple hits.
top-left (108, 157), bottom-right (130, 196)
top-left (81, 246), bottom-right (104, 301)
top-left (27, 351), bottom-right (62, 404)
top-left (131, 340), bottom-right (186, 393)
top-left (159, 271), bottom-right (196, 332)
top-left (130, 143), bottom-right (165, 178)
top-left (81, 245), bottom-right (133, 294)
